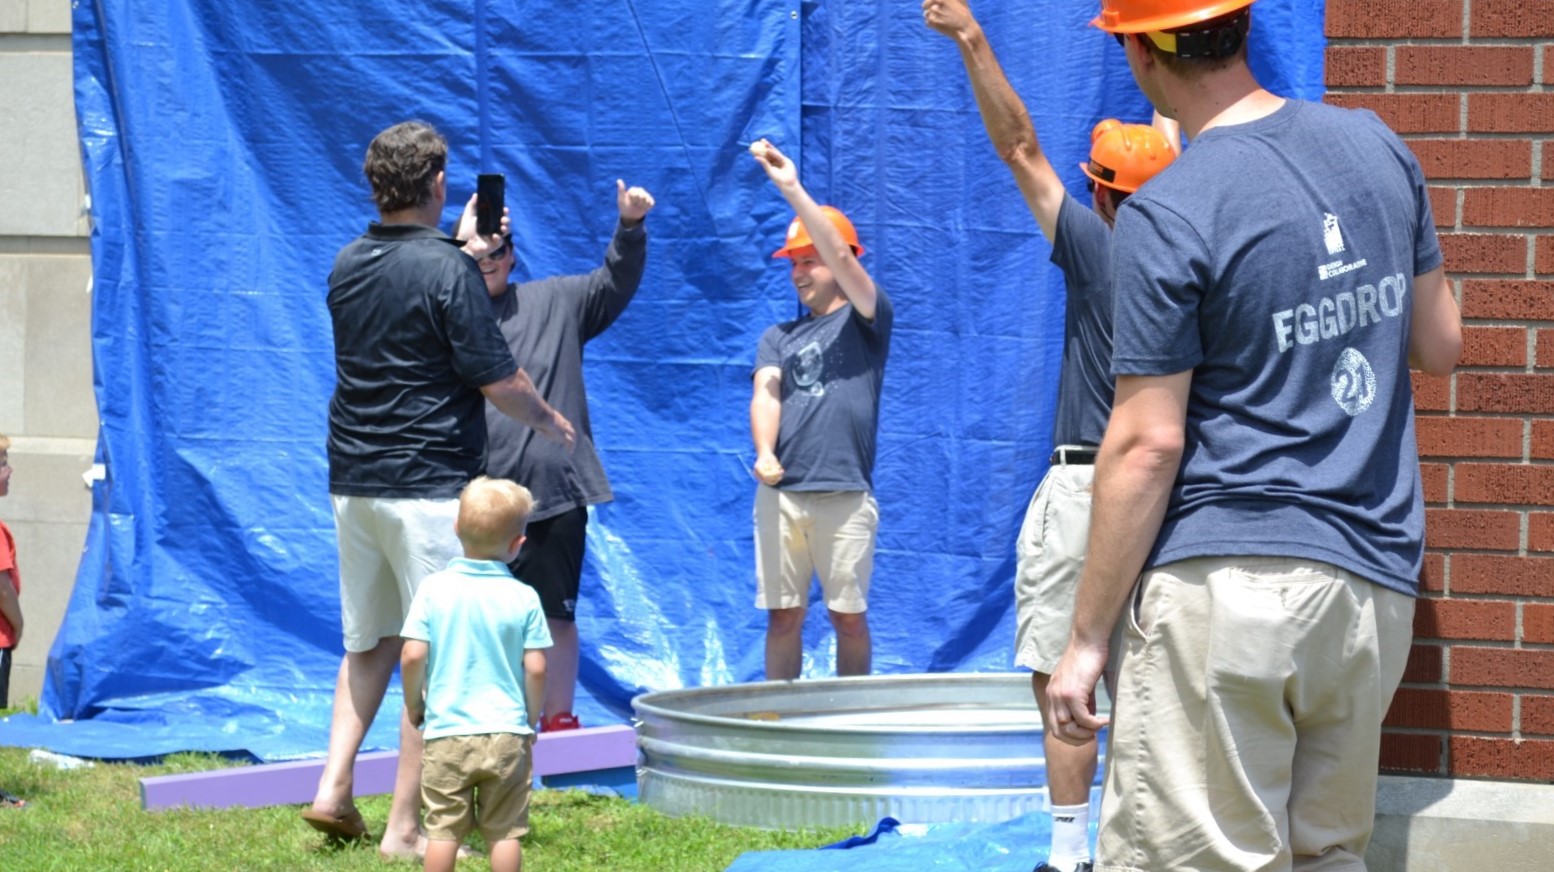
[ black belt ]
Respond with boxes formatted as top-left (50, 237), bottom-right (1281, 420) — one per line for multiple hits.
top-left (1049, 446), bottom-right (1098, 466)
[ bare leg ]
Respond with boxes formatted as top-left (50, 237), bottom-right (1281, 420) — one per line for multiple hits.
top-left (1032, 671), bottom-right (1098, 805)
top-left (423, 838), bottom-right (460, 872)
top-left (764, 607), bottom-right (805, 680)
top-left (829, 609), bottom-right (871, 677)
top-left (310, 639), bottom-right (401, 821)
top-left (1033, 670), bottom-right (1098, 868)
top-left (488, 838), bottom-right (522, 872)
top-left (543, 618), bottom-right (579, 718)
top-left (379, 702), bottom-right (427, 857)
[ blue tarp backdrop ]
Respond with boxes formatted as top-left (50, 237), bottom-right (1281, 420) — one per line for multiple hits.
top-left (4, 0), bottom-right (1325, 762)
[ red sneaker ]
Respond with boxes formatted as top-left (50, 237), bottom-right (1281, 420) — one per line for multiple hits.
top-left (540, 712), bottom-right (581, 732)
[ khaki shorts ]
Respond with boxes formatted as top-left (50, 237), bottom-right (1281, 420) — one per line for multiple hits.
top-left (1013, 463), bottom-right (1094, 674)
top-left (421, 732), bottom-right (534, 843)
top-left (1097, 557), bottom-right (1414, 872)
top-left (331, 494), bottom-right (460, 652)
top-left (754, 486), bottom-right (878, 613)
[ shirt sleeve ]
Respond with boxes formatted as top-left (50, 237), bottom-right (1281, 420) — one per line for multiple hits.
top-left (1051, 194), bottom-right (1111, 289)
top-left (524, 601), bottom-right (553, 650)
top-left (400, 587), bottom-right (431, 642)
top-left (1405, 146), bottom-right (1444, 277)
top-left (579, 220), bottom-right (648, 340)
top-left (0, 522), bottom-right (15, 575)
top-left (754, 326), bottom-right (782, 376)
top-left (853, 285), bottom-right (893, 343)
top-left (440, 260), bottom-right (520, 388)
top-left (1109, 197), bottom-right (1212, 377)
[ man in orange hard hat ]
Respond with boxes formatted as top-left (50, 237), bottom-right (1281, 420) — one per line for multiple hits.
top-left (1048, 1), bottom-right (1462, 869)
top-left (747, 138), bottom-right (891, 681)
top-left (926, 3), bottom-right (1176, 870)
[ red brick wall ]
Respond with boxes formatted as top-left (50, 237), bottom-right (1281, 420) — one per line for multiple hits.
top-left (1326, 0), bottom-right (1554, 781)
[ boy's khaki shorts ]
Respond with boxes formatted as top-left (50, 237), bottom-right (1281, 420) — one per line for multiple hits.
top-left (754, 486), bottom-right (878, 613)
top-left (421, 732), bottom-right (535, 843)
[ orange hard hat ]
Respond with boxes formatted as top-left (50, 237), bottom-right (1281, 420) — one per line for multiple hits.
top-left (1091, 0), bottom-right (1255, 34)
top-left (1079, 120), bottom-right (1177, 194)
top-left (772, 205), bottom-right (865, 259)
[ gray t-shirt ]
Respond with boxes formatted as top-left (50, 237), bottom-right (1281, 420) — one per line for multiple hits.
top-left (754, 289), bottom-right (893, 492)
top-left (484, 220), bottom-right (646, 522)
top-left (1050, 194), bottom-right (1115, 448)
top-left (1111, 100), bottom-right (1442, 595)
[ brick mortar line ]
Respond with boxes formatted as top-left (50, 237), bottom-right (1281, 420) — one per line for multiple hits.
top-left (1418, 409), bottom-right (1554, 417)
top-left (1380, 725), bottom-right (1547, 736)
top-left (1417, 634), bottom-right (1554, 645)
top-left (1403, 130), bottom-right (1552, 137)
top-left (1326, 85), bottom-right (1552, 92)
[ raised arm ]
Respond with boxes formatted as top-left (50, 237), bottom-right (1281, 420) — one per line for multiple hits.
top-left (750, 139), bottom-right (879, 320)
top-left (1409, 266), bottom-right (1462, 376)
top-left (925, 0), bottom-right (1066, 242)
top-left (578, 180), bottom-right (655, 338)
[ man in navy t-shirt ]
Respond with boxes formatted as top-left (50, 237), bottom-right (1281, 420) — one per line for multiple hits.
top-left (748, 138), bottom-right (891, 681)
top-left (927, 3), bottom-right (1176, 870)
top-left (1048, 3), bottom-right (1462, 870)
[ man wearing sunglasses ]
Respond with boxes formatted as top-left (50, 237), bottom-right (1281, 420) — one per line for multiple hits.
top-left (459, 178), bottom-right (655, 733)
top-left (925, 4), bottom-right (1175, 870)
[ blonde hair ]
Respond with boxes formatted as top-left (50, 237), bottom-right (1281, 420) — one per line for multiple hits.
top-left (456, 476), bottom-right (534, 558)
top-left (0, 432), bottom-right (9, 452)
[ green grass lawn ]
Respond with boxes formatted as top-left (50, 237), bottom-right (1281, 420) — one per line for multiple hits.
top-left (0, 737), bottom-right (854, 871)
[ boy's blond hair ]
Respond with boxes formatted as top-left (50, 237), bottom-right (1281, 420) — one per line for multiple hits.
top-left (0, 432), bottom-right (10, 451)
top-left (456, 476), bottom-right (534, 558)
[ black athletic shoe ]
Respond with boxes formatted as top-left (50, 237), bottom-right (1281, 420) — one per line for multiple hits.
top-left (1032, 863), bottom-right (1093, 872)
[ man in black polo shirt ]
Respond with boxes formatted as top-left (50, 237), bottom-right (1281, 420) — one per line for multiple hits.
top-left (304, 120), bottom-right (575, 859)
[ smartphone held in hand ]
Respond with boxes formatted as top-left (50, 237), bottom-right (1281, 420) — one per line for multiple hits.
top-left (476, 173), bottom-right (505, 236)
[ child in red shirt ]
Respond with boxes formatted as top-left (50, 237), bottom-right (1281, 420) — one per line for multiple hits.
top-left (0, 433), bottom-right (25, 809)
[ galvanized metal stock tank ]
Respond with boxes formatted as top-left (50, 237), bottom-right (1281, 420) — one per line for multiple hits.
top-left (633, 672), bottom-right (1102, 829)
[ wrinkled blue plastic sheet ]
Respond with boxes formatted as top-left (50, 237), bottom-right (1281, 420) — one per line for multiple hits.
top-left (727, 811), bottom-right (1074, 872)
top-left (0, 0), bottom-right (1325, 763)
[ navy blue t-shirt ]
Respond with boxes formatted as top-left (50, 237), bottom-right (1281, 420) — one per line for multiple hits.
top-left (1110, 100), bottom-right (1442, 595)
top-left (754, 290), bottom-right (893, 492)
top-left (1050, 194), bottom-right (1116, 448)
top-left (327, 223), bottom-right (519, 498)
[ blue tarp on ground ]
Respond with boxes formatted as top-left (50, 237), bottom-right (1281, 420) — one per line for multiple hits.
top-left (726, 812), bottom-right (1070, 871)
top-left (0, 1), bottom-right (1325, 762)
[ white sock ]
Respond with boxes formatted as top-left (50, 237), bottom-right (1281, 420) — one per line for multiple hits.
top-left (1048, 802), bottom-right (1092, 868)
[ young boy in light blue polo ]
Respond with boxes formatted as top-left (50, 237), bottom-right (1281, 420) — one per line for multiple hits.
top-left (401, 476), bottom-right (552, 872)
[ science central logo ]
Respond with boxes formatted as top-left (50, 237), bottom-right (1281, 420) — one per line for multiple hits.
top-left (1317, 211), bottom-right (1367, 280)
